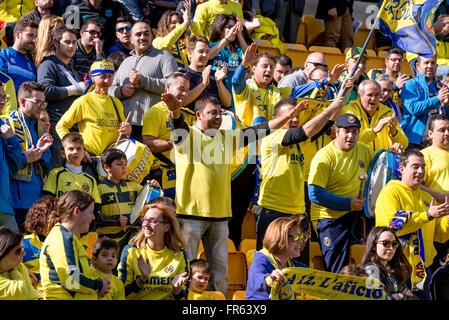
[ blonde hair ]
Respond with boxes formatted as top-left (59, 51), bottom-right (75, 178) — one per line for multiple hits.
top-left (263, 216), bottom-right (304, 255)
top-left (47, 190), bottom-right (94, 230)
top-left (34, 15), bottom-right (64, 68)
top-left (129, 203), bottom-right (185, 253)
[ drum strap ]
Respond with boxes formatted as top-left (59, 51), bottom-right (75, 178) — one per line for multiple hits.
top-left (109, 96), bottom-right (125, 123)
top-left (154, 152), bottom-right (175, 168)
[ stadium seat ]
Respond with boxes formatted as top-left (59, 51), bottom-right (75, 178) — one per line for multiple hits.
top-left (309, 241), bottom-right (325, 271)
top-left (309, 46), bottom-right (345, 71)
top-left (284, 43), bottom-right (309, 68)
top-left (298, 15), bottom-right (325, 47)
top-left (232, 290), bottom-right (246, 300)
top-left (238, 238), bottom-right (256, 269)
top-left (196, 239), bottom-right (237, 259)
top-left (353, 23), bottom-right (375, 50)
top-left (253, 39), bottom-right (281, 56)
top-left (245, 249), bottom-right (255, 269)
top-left (206, 291), bottom-right (227, 300)
top-left (349, 243), bottom-right (367, 266)
top-left (85, 232), bottom-right (98, 258)
top-left (241, 211), bottom-right (256, 240)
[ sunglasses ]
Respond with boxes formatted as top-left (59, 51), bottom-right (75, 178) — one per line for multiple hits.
top-left (307, 61), bottom-right (328, 69)
top-left (288, 233), bottom-right (308, 243)
top-left (86, 29), bottom-right (102, 37)
top-left (117, 26), bottom-right (132, 33)
top-left (376, 240), bottom-right (400, 249)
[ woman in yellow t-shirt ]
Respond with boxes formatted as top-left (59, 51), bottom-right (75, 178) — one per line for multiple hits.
top-left (118, 203), bottom-right (189, 300)
top-left (0, 226), bottom-right (38, 300)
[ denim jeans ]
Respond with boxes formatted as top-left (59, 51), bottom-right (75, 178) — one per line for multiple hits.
top-left (177, 217), bottom-right (229, 296)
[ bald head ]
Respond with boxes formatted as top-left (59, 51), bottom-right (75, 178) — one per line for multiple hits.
top-left (304, 52), bottom-right (328, 77)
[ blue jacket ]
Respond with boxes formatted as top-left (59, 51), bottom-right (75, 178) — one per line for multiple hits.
top-left (9, 117), bottom-right (53, 209)
top-left (246, 251), bottom-right (307, 300)
top-left (400, 74), bottom-right (449, 145)
top-left (106, 39), bottom-right (132, 57)
top-left (0, 119), bottom-right (22, 215)
top-left (0, 47), bottom-right (37, 92)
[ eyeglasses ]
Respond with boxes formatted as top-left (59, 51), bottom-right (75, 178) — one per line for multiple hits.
top-left (0, 94), bottom-right (8, 102)
top-left (376, 240), bottom-right (400, 249)
top-left (142, 217), bottom-right (167, 225)
top-left (307, 61), bottom-right (328, 69)
top-left (288, 233), bottom-right (308, 243)
top-left (388, 58), bottom-right (403, 62)
top-left (24, 98), bottom-right (47, 109)
top-left (86, 29), bottom-right (101, 37)
top-left (117, 26), bottom-right (132, 33)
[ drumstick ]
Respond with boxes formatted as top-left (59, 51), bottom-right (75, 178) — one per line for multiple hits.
top-left (358, 172), bottom-right (368, 199)
top-left (115, 111), bottom-right (132, 148)
top-left (114, 192), bottom-right (126, 232)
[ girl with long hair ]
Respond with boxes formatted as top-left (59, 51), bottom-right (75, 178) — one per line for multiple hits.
top-left (33, 15), bottom-right (63, 68)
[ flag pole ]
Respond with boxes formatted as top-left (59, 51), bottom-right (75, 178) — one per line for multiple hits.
top-left (342, 0), bottom-right (387, 95)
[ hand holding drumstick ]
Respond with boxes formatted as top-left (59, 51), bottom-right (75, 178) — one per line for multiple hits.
top-left (116, 112), bottom-right (132, 147)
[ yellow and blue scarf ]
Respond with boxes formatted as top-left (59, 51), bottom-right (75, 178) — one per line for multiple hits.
top-left (5, 110), bottom-right (45, 182)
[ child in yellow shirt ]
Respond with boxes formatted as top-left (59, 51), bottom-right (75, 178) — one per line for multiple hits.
top-left (92, 237), bottom-right (125, 300)
top-left (187, 259), bottom-right (221, 300)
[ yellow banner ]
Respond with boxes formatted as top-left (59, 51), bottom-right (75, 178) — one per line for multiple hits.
top-left (295, 98), bottom-right (333, 126)
top-left (271, 267), bottom-right (392, 300)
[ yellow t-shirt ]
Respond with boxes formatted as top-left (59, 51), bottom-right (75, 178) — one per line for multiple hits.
top-left (94, 270), bottom-right (125, 300)
top-left (422, 145), bottom-right (449, 196)
top-left (308, 141), bottom-right (374, 221)
top-left (340, 99), bottom-right (408, 152)
top-left (187, 290), bottom-right (221, 300)
top-left (118, 244), bottom-right (188, 300)
top-left (43, 166), bottom-right (101, 203)
top-left (191, 0), bottom-right (243, 40)
top-left (258, 129), bottom-right (306, 214)
top-left (0, 263), bottom-right (39, 300)
top-left (56, 92), bottom-right (125, 155)
top-left (175, 125), bottom-right (242, 219)
top-left (375, 179), bottom-right (449, 267)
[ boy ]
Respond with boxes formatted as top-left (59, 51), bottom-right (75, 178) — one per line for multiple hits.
top-left (42, 132), bottom-right (101, 204)
top-left (187, 259), bottom-right (220, 300)
top-left (92, 237), bottom-right (125, 300)
top-left (97, 149), bottom-right (143, 253)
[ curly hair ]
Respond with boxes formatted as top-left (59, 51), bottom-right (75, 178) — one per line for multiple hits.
top-left (24, 195), bottom-right (57, 237)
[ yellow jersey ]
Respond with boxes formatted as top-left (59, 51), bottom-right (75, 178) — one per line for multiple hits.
top-left (341, 99), bottom-right (408, 152)
top-left (56, 92), bottom-right (125, 155)
top-left (118, 244), bottom-right (188, 300)
top-left (40, 223), bottom-right (103, 300)
top-left (0, 263), bottom-right (38, 300)
top-left (308, 141), bottom-right (374, 221)
top-left (94, 270), bottom-right (125, 300)
top-left (422, 145), bottom-right (449, 196)
top-left (258, 129), bottom-right (306, 214)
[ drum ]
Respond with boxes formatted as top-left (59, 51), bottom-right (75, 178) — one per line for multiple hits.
top-left (97, 137), bottom-right (154, 184)
top-left (220, 111), bottom-right (250, 180)
top-left (364, 149), bottom-right (401, 218)
top-left (130, 184), bottom-right (164, 224)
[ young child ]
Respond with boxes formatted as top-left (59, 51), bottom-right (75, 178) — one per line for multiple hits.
top-left (91, 237), bottom-right (125, 300)
top-left (187, 259), bottom-right (220, 300)
top-left (38, 109), bottom-right (50, 133)
top-left (42, 132), bottom-right (101, 203)
top-left (97, 149), bottom-right (144, 254)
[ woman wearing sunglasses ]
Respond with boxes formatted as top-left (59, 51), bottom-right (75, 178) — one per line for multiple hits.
top-left (362, 226), bottom-right (417, 300)
top-left (118, 203), bottom-right (189, 300)
top-left (0, 226), bottom-right (38, 300)
top-left (246, 216), bottom-right (308, 300)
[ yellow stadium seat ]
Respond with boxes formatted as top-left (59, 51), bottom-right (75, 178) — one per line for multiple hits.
top-left (241, 211), bottom-right (256, 240)
top-left (86, 232), bottom-right (98, 258)
top-left (309, 46), bottom-right (342, 54)
top-left (353, 23), bottom-right (375, 50)
top-left (253, 39), bottom-right (281, 56)
top-left (238, 238), bottom-right (256, 254)
top-left (206, 291), bottom-right (227, 300)
top-left (284, 43), bottom-right (309, 68)
top-left (309, 241), bottom-right (325, 271)
top-left (227, 251), bottom-right (248, 299)
top-left (309, 46), bottom-right (345, 71)
top-left (232, 290), bottom-right (246, 300)
top-left (377, 50), bottom-right (388, 59)
top-left (296, 21), bottom-right (307, 45)
top-left (349, 243), bottom-right (367, 266)
top-left (245, 249), bottom-right (255, 269)
top-left (299, 15), bottom-right (325, 47)
top-left (197, 239), bottom-right (237, 259)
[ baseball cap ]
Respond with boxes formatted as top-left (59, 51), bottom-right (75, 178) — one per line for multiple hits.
top-left (345, 47), bottom-right (368, 61)
top-left (336, 113), bottom-right (361, 128)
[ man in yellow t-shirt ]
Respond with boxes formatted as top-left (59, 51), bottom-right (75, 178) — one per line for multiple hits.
top-left (341, 79), bottom-right (408, 152)
top-left (421, 114), bottom-right (449, 274)
top-left (308, 113), bottom-right (374, 273)
top-left (168, 94), bottom-right (304, 296)
top-left (255, 79), bottom-right (353, 252)
top-left (142, 72), bottom-right (195, 197)
top-left (375, 149), bottom-right (449, 300)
